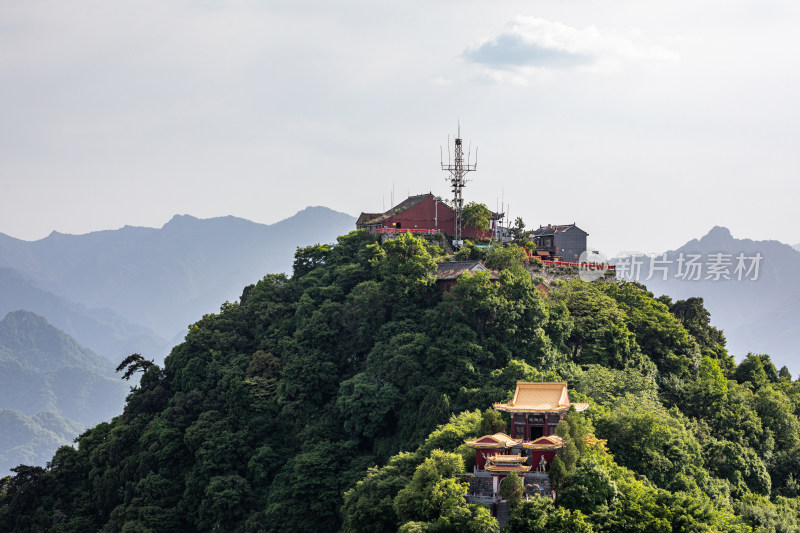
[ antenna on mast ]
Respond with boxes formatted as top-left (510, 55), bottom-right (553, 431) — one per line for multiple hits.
top-left (440, 123), bottom-right (477, 245)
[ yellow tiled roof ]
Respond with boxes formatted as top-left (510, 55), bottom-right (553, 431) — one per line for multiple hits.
top-left (486, 454), bottom-right (527, 464)
top-left (522, 435), bottom-right (565, 450)
top-left (493, 381), bottom-right (589, 413)
top-left (484, 463), bottom-right (532, 473)
top-left (464, 432), bottom-right (521, 449)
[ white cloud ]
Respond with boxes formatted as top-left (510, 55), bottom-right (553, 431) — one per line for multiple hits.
top-left (463, 16), bottom-right (680, 82)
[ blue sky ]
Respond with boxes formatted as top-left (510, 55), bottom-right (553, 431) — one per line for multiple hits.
top-left (2, 0), bottom-right (799, 256)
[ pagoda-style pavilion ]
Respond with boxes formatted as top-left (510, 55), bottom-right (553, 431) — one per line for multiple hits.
top-left (464, 382), bottom-right (589, 510)
top-left (483, 454), bottom-right (531, 497)
top-left (464, 433), bottom-right (522, 470)
top-left (493, 381), bottom-right (589, 442)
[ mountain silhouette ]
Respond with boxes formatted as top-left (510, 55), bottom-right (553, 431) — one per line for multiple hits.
top-left (619, 226), bottom-right (800, 372)
top-left (0, 207), bottom-right (356, 358)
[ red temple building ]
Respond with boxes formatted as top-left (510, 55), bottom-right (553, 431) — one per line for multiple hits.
top-left (464, 433), bottom-right (521, 471)
top-left (356, 193), bottom-right (499, 241)
top-left (464, 382), bottom-right (589, 507)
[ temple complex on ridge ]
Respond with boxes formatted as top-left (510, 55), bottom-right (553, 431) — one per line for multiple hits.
top-left (463, 382), bottom-right (589, 512)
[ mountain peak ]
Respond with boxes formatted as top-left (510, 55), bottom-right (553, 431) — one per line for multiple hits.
top-left (0, 310), bottom-right (112, 374)
top-left (677, 226), bottom-right (736, 251)
top-left (163, 214), bottom-right (199, 227)
top-left (704, 226), bottom-right (732, 239)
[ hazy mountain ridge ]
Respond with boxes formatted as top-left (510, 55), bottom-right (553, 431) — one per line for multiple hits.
top-left (0, 409), bottom-right (84, 475)
top-left (0, 310), bottom-right (116, 374)
top-left (0, 267), bottom-right (168, 361)
top-left (0, 207), bottom-right (356, 477)
top-left (0, 311), bottom-right (128, 423)
top-left (0, 207), bottom-right (356, 347)
top-left (0, 311), bottom-right (129, 475)
top-left (625, 226), bottom-right (800, 372)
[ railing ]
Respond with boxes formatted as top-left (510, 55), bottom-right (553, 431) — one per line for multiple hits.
top-left (541, 260), bottom-right (616, 271)
top-left (375, 228), bottom-right (442, 235)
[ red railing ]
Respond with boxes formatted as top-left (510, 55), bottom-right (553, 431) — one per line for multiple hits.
top-left (541, 260), bottom-right (616, 271)
top-left (376, 228), bottom-right (441, 234)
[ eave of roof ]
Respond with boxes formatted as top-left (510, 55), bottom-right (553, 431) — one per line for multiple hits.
top-left (493, 382), bottom-right (589, 413)
top-left (523, 435), bottom-right (565, 450)
top-left (363, 193), bottom-right (435, 225)
top-left (486, 454), bottom-right (527, 464)
top-left (464, 433), bottom-right (521, 448)
top-left (484, 464), bottom-right (532, 473)
top-left (436, 261), bottom-right (499, 281)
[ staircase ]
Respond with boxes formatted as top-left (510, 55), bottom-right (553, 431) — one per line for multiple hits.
top-left (495, 502), bottom-right (509, 525)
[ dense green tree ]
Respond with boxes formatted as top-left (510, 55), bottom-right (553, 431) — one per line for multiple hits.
top-left (342, 453), bottom-right (419, 533)
top-left (735, 353), bottom-right (780, 390)
top-left (557, 458), bottom-right (619, 514)
top-left (669, 297), bottom-right (732, 370)
top-left (484, 245), bottom-right (527, 272)
top-left (453, 240), bottom-right (485, 261)
top-left (508, 217), bottom-right (534, 249)
top-left (551, 281), bottom-right (650, 371)
top-left (292, 243), bottom-right (332, 277)
top-left (116, 353), bottom-right (156, 381)
top-left (461, 202), bottom-right (493, 233)
top-left (601, 282), bottom-right (697, 379)
top-left (593, 396), bottom-right (703, 491)
top-left (705, 439), bottom-right (771, 496)
top-left (369, 232), bottom-right (437, 301)
top-left (564, 364), bottom-right (659, 406)
top-left (507, 497), bottom-right (594, 533)
top-left (499, 473), bottom-right (525, 508)
top-left (393, 451), bottom-right (464, 523)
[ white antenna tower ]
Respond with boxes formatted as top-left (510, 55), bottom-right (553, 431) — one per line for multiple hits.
top-left (440, 122), bottom-right (477, 244)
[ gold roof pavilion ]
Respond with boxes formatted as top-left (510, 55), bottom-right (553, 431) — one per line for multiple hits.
top-left (493, 381), bottom-right (589, 414)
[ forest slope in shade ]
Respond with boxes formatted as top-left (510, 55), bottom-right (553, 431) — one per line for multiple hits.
top-left (1, 231), bottom-right (798, 532)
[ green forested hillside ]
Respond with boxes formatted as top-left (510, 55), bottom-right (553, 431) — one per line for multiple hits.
top-left (0, 311), bottom-right (131, 475)
top-left (1, 231), bottom-right (798, 532)
top-left (0, 410), bottom-right (84, 474)
top-left (0, 310), bottom-right (129, 427)
top-left (0, 310), bottom-right (115, 375)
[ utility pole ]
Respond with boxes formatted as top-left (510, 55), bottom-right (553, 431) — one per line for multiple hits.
top-left (440, 123), bottom-right (477, 246)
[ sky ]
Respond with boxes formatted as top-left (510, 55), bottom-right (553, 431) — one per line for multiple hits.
top-left (1, 0), bottom-right (799, 257)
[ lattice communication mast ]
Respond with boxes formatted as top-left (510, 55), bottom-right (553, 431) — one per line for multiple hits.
top-left (440, 124), bottom-right (477, 244)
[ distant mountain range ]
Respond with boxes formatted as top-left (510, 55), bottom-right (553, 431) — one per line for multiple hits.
top-left (0, 206), bottom-right (356, 474)
top-left (0, 310), bottom-right (129, 475)
top-left (0, 206), bottom-right (356, 362)
top-left (0, 267), bottom-right (167, 363)
top-left (615, 226), bottom-right (800, 374)
top-left (794, 243), bottom-right (800, 252)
